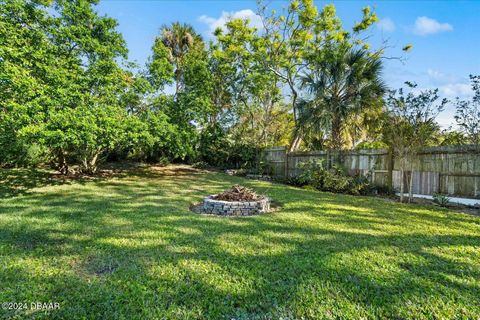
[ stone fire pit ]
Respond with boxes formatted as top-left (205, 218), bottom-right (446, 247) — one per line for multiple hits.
top-left (199, 185), bottom-right (270, 216)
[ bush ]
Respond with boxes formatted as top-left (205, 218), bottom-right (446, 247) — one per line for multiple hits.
top-left (158, 157), bottom-right (170, 167)
top-left (246, 160), bottom-right (273, 176)
top-left (232, 169), bottom-right (247, 177)
top-left (298, 159), bottom-right (325, 186)
top-left (355, 141), bottom-right (388, 150)
top-left (433, 193), bottom-right (450, 207)
top-left (349, 173), bottom-right (374, 195)
top-left (321, 165), bottom-right (352, 193)
top-left (192, 161), bottom-right (209, 169)
top-left (296, 160), bottom-right (375, 195)
top-left (374, 184), bottom-right (395, 196)
top-left (0, 141), bottom-right (48, 168)
top-left (285, 175), bottom-right (306, 187)
top-left (198, 125), bottom-right (261, 169)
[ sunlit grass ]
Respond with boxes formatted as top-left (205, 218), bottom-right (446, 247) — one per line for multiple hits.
top-left (0, 165), bottom-right (479, 319)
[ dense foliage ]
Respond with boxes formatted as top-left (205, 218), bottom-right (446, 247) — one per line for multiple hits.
top-left (0, 0), bottom-right (474, 174)
top-left (294, 159), bottom-right (373, 195)
top-left (382, 82), bottom-right (447, 202)
top-left (297, 45), bottom-right (386, 150)
top-left (1, 0), bottom-right (132, 173)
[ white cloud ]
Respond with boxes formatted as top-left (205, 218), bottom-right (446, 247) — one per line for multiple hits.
top-left (413, 16), bottom-right (453, 35)
top-left (436, 109), bottom-right (457, 128)
top-left (401, 82), bottom-right (472, 128)
top-left (439, 83), bottom-right (472, 98)
top-left (377, 18), bottom-right (395, 32)
top-left (437, 83), bottom-right (473, 128)
top-left (198, 9), bottom-right (263, 35)
top-left (427, 69), bottom-right (458, 85)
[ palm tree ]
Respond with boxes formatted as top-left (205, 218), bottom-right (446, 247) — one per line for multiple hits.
top-left (296, 45), bottom-right (387, 150)
top-left (159, 22), bottom-right (202, 96)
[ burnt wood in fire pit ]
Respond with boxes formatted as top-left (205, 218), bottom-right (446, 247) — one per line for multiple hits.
top-left (201, 185), bottom-right (270, 216)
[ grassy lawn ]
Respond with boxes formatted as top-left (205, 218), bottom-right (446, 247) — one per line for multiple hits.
top-left (0, 165), bottom-right (479, 319)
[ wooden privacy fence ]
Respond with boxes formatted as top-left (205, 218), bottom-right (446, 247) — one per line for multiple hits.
top-left (263, 145), bottom-right (480, 198)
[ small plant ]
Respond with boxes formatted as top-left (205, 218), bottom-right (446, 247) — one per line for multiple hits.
top-left (298, 159), bottom-right (325, 186)
top-left (25, 143), bottom-right (48, 167)
top-left (433, 193), bottom-right (450, 207)
top-left (257, 161), bottom-right (273, 176)
top-left (349, 173), bottom-right (374, 195)
top-left (233, 168), bottom-right (248, 177)
top-left (158, 157), bottom-right (170, 167)
top-left (192, 161), bottom-right (209, 169)
top-left (285, 175), bottom-right (306, 187)
top-left (374, 184), bottom-right (395, 196)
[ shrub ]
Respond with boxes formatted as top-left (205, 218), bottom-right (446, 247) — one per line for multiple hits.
top-left (296, 160), bottom-right (375, 195)
top-left (192, 161), bottom-right (209, 169)
top-left (433, 193), bottom-right (450, 207)
top-left (355, 141), bottom-right (388, 150)
top-left (298, 159), bottom-right (325, 186)
top-left (285, 175), bottom-right (306, 187)
top-left (198, 124), bottom-right (260, 169)
top-left (158, 157), bottom-right (170, 167)
top-left (232, 169), bottom-right (248, 177)
top-left (247, 161), bottom-right (273, 176)
top-left (321, 165), bottom-right (352, 193)
top-left (25, 143), bottom-right (48, 167)
top-left (349, 173), bottom-right (374, 195)
top-left (374, 184), bottom-right (395, 196)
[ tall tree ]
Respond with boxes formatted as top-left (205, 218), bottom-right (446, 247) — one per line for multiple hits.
top-left (382, 82), bottom-right (446, 202)
top-left (0, 0), bottom-right (131, 173)
top-left (454, 75), bottom-right (480, 146)
top-left (212, 18), bottom-right (292, 148)
top-left (156, 22), bottom-right (202, 97)
top-left (147, 23), bottom-right (209, 162)
top-left (0, 0), bottom-right (56, 165)
top-left (296, 45), bottom-right (386, 150)
top-left (257, 1), bottom-right (381, 151)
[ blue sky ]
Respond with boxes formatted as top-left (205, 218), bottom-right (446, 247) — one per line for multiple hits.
top-left (97, 0), bottom-right (480, 128)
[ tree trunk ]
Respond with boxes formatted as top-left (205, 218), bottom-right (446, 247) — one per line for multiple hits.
top-left (175, 69), bottom-right (181, 98)
top-left (291, 87), bottom-right (298, 124)
top-left (288, 86), bottom-right (300, 152)
top-left (81, 149), bottom-right (101, 175)
top-left (399, 157), bottom-right (405, 202)
top-left (89, 151), bottom-right (99, 174)
top-left (289, 135), bottom-right (302, 152)
top-left (331, 116), bottom-right (343, 150)
top-left (408, 162), bottom-right (414, 202)
top-left (386, 147), bottom-right (394, 191)
top-left (55, 149), bottom-right (69, 175)
top-left (399, 167), bottom-right (404, 203)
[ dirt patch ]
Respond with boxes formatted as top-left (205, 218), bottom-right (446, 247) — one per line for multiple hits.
top-left (78, 255), bottom-right (119, 277)
top-left (148, 165), bottom-right (205, 176)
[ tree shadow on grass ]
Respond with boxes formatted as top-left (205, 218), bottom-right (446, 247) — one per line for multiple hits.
top-left (0, 163), bottom-right (186, 199)
top-left (0, 169), bottom-right (66, 199)
top-left (5, 219), bottom-right (478, 318)
top-left (0, 167), bottom-right (120, 199)
top-left (1, 168), bottom-right (480, 319)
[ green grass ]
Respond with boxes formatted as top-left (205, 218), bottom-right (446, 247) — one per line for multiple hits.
top-left (0, 165), bottom-right (479, 319)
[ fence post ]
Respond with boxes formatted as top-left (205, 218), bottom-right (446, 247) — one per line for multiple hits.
top-left (284, 147), bottom-right (289, 179)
